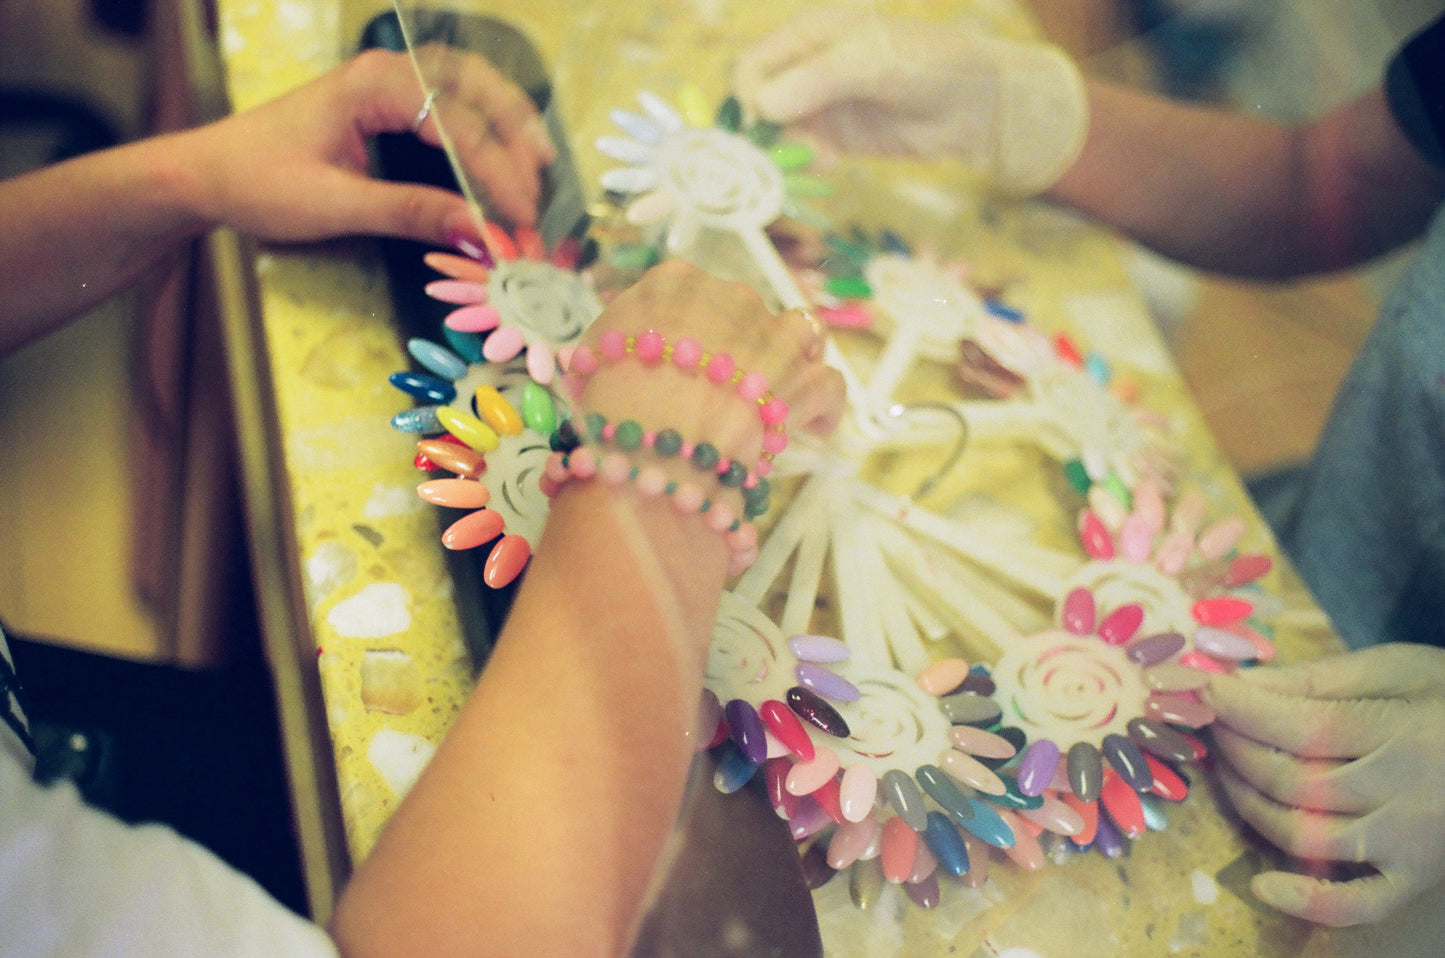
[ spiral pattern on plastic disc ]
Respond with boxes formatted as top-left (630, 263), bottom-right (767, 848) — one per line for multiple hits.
top-left (655, 128), bottom-right (784, 229)
top-left (487, 258), bottom-right (600, 347)
top-left (832, 665), bottom-right (952, 775)
top-left (1064, 560), bottom-right (1197, 639)
top-left (706, 593), bottom-right (791, 700)
top-left (865, 254), bottom-right (982, 361)
top-left (991, 630), bottom-right (1148, 746)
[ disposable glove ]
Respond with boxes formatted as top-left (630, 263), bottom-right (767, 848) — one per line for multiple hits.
top-left (732, 8), bottom-right (1087, 195)
top-left (1203, 643), bottom-right (1445, 927)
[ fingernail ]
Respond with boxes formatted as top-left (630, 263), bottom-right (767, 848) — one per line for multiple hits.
top-left (445, 225), bottom-right (495, 268)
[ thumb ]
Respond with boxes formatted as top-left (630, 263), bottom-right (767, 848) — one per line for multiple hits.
top-left (1252, 869), bottom-right (1403, 927)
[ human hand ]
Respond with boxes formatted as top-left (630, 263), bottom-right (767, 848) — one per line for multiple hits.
top-left (1203, 643), bottom-right (1445, 926)
top-left (733, 8), bottom-right (1087, 194)
top-left (184, 48), bottom-right (553, 246)
top-left (572, 260), bottom-right (846, 476)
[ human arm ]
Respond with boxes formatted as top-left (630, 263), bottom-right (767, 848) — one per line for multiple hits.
top-left (328, 261), bottom-right (844, 958)
top-left (734, 8), bottom-right (1445, 279)
top-left (0, 47), bottom-right (553, 355)
top-left (1202, 644), bottom-right (1445, 926)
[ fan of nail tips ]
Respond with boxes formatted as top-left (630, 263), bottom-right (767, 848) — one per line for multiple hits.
top-left (702, 466), bottom-right (1279, 909)
top-left (388, 223), bottom-right (595, 587)
top-left (795, 227), bottom-right (1183, 490)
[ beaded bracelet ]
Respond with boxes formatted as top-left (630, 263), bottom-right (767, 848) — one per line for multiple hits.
top-left (561, 329), bottom-right (789, 479)
top-left (540, 448), bottom-right (761, 575)
top-left (551, 414), bottom-right (772, 520)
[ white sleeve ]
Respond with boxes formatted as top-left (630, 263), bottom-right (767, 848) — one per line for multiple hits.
top-left (0, 743), bottom-right (341, 958)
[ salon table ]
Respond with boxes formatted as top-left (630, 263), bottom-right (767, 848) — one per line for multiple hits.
top-left (203, 0), bottom-right (1442, 954)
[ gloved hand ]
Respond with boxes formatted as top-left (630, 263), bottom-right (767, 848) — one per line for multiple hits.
top-left (1202, 643), bottom-right (1445, 927)
top-left (732, 8), bottom-right (1087, 195)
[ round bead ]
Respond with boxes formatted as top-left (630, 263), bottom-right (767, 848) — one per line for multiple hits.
top-left (672, 482), bottom-right (705, 514)
top-left (635, 329), bottom-right (665, 362)
top-left (635, 466), bottom-right (667, 496)
top-left (599, 453), bottom-right (632, 485)
top-left (654, 428), bottom-right (682, 457)
top-left (759, 398), bottom-right (788, 425)
top-left (614, 419), bottom-right (644, 450)
top-left (691, 443), bottom-right (720, 471)
top-left (762, 429), bottom-right (789, 455)
top-left (718, 460), bottom-right (748, 488)
top-left (705, 352), bottom-right (736, 383)
top-left (737, 370), bottom-right (769, 402)
top-left (598, 329), bottom-right (628, 359)
top-left (568, 345), bottom-right (599, 375)
top-left (672, 336), bottom-right (703, 368)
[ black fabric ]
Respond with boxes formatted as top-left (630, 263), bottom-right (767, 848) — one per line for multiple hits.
top-left (1386, 12), bottom-right (1445, 167)
top-left (6, 636), bottom-right (309, 916)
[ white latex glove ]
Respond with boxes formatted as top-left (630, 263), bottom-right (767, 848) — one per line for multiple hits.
top-left (1203, 643), bottom-right (1445, 927)
top-left (732, 8), bottom-right (1087, 195)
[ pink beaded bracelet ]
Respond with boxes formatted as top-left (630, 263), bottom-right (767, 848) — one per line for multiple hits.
top-left (561, 329), bottom-right (789, 478)
top-left (539, 448), bottom-right (761, 575)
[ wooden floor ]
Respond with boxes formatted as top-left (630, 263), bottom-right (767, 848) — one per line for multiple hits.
top-left (0, 0), bottom-right (1402, 661)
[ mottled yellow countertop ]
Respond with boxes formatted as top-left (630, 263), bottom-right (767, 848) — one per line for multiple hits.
top-left (211, 2), bottom-right (1439, 956)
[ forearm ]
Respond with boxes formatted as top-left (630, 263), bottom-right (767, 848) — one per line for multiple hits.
top-left (330, 482), bottom-right (727, 958)
top-left (0, 131), bottom-right (212, 353)
top-left (1049, 82), bottom-right (1445, 278)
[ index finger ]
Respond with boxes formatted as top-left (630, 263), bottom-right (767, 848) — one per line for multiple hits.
top-left (1205, 671), bottom-right (1402, 759)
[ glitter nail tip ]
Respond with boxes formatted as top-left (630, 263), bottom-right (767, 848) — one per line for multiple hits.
top-left (724, 698), bottom-right (768, 764)
top-left (1016, 738), bottom-right (1061, 796)
top-left (916, 657), bottom-right (971, 696)
top-left (786, 686), bottom-right (850, 738)
top-left (939, 692), bottom-right (1002, 727)
top-left (482, 534), bottom-right (530, 587)
top-left (788, 633), bottom-right (851, 663)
